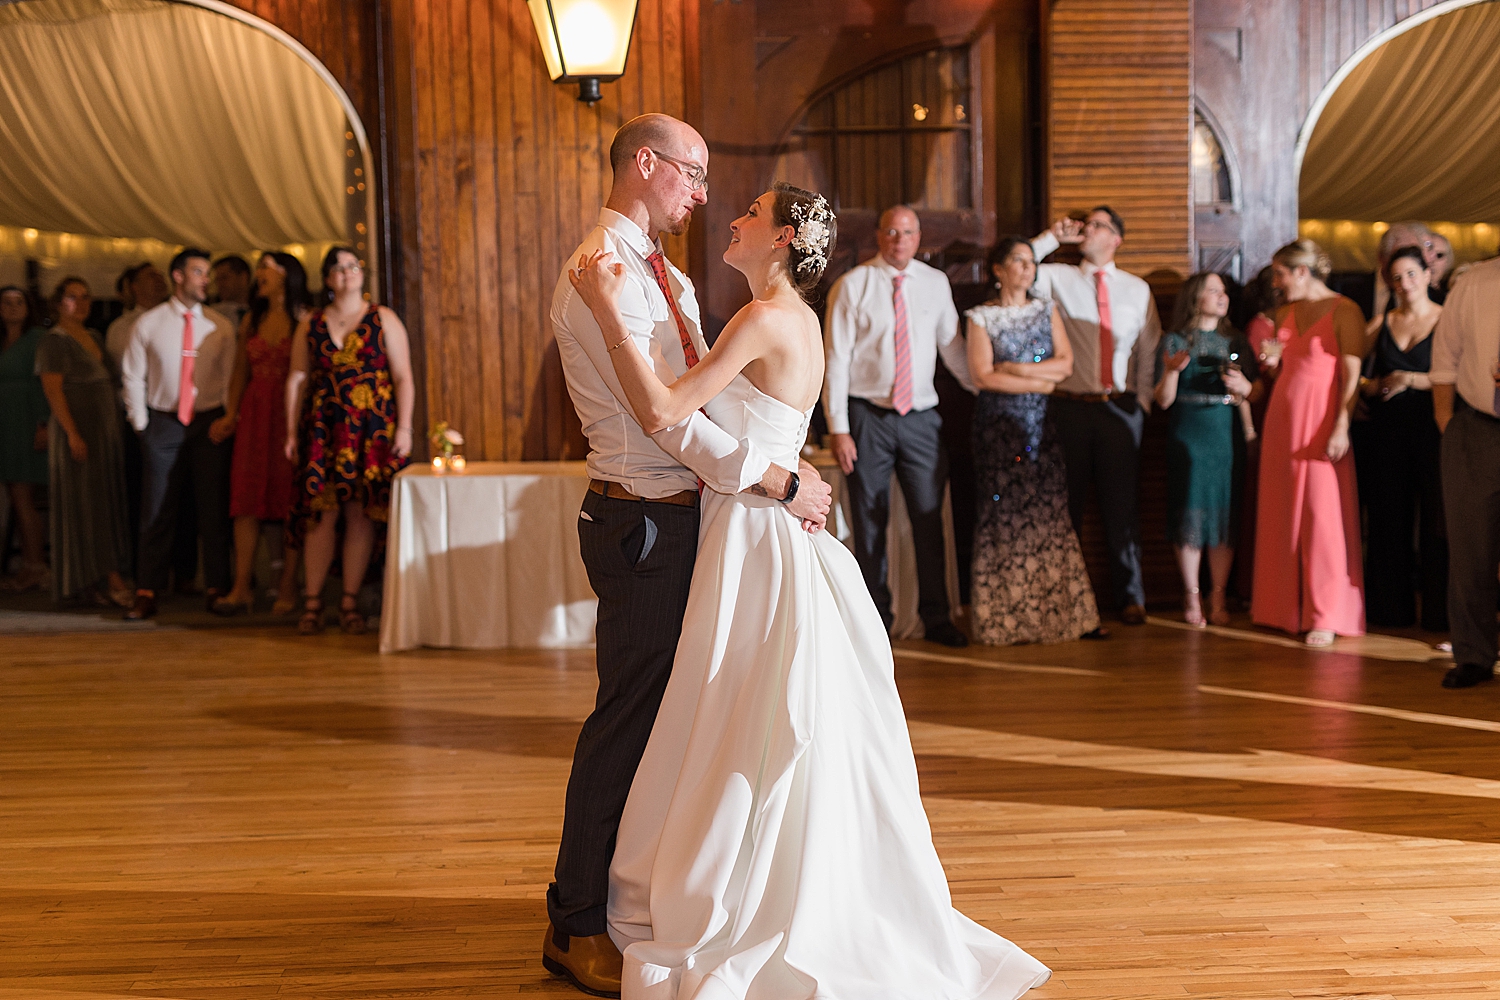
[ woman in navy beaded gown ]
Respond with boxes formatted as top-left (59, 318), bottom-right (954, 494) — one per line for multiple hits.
top-left (964, 237), bottom-right (1100, 644)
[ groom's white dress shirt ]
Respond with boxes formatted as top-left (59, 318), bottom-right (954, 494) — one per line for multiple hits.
top-left (552, 208), bottom-right (772, 498)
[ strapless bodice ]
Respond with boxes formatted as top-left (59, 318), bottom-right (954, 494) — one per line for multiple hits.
top-left (702, 373), bottom-right (813, 471)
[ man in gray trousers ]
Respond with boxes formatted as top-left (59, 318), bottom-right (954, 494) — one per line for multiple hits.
top-left (545, 113), bottom-right (831, 997)
top-left (1431, 256), bottom-right (1500, 689)
top-left (823, 204), bottom-right (972, 647)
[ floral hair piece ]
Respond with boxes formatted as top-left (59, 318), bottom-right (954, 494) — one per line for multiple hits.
top-left (789, 195), bottom-right (835, 274)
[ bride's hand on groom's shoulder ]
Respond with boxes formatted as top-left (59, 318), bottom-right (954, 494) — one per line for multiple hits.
top-left (569, 250), bottom-right (626, 316)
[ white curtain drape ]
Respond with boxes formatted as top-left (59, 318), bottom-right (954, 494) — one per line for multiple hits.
top-left (0, 0), bottom-right (348, 249)
top-left (1300, 1), bottom-right (1500, 223)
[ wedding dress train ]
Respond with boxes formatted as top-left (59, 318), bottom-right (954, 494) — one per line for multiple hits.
top-left (606, 374), bottom-right (1051, 1000)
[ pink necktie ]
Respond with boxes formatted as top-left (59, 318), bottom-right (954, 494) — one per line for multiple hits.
top-left (1095, 269), bottom-right (1115, 392)
top-left (890, 274), bottom-right (913, 415)
top-left (177, 311), bottom-right (196, 425)
top-left (646, 251), bottom-right (700, 369)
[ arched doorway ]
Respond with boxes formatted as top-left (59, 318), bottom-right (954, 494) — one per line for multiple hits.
top-left (1295, 0), bottom-right (1500, 284)
top-left (0, 0), bottom-right (374, 297)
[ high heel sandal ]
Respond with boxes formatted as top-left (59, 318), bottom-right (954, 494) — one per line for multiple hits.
top-left (298, 596), bottom-right (325, 635)
top-left (338, 593), bottom-right (366, 636)
top-left (212, 593), bottom-right (255, 616)
top-left (1208, 586), bottom-right (1231, 627)
top-left (1183, 587), bottom-right (1206, 628)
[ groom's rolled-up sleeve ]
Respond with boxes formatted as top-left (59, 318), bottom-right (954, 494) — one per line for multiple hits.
top-left (650, 415), bottom-right (772, 495)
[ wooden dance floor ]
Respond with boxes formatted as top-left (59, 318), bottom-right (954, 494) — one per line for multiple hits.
top-left (4, 616), bottom-right (1499, 998)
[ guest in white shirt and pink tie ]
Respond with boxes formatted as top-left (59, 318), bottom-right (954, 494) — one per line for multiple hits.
top-left (823, 204), bottom-right (972, 647)
top-left (1431, 256), bottom-right (1500, 689)
top-left (120, 248), bottom-right (236, 620)
top-left (1029, 207), bottom-right (1162, 626)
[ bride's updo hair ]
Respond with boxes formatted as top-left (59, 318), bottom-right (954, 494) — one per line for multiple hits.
top-left (1272, 238), bottom-right (1332, 282)
top-left (771, 181), bottom-right (837, 302)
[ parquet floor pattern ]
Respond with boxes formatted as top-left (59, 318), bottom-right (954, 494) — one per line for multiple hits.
top-left (3, 620), bottom-right (1499, 998)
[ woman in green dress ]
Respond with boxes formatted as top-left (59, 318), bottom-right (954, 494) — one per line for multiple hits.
top-left (1154, 272), bottom-right (1260, 627)
top-left (35, 277), bottom-right (133, 606)
top-left (0, 286), bottom-right (49, 591)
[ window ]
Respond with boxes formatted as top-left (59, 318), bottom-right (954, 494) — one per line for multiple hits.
top-left (775, 47), bottom-right (974, 213)
top-left (1192, 112), bottom-right (1232, 206)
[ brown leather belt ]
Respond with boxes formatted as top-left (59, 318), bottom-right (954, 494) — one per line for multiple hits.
top-left (1052, 390), bottom-right (1131, 404)
top-left (588, 479), bottom-right (699, 507)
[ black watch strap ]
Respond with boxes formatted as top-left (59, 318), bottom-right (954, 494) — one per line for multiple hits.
top-left (779, 470), bottom-right (800, 504)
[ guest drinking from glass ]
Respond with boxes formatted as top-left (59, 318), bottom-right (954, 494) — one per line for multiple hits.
top-left (0, 286), bottom-right (49, 592)
top-left (1358, 245), bottom-right (1446, 631)
top-left (211, 252), bottom-right (309, 615)
top-left (964, 237), bottom-right (1100, 644)
top-left (1155, 272), bottom-right (1258, 627)
top-left (285, 248), bottom-right (414, 635)
top-left (1252, 240), bottom-right (1366, 646)
top-left (35, 278), bottom-right (133, 606)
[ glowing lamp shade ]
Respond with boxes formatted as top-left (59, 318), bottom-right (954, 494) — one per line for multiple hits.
top-left (526, 0), bottom-right (640, 104)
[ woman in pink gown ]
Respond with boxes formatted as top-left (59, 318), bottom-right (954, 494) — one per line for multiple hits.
top-left (1252, 239), bottom-right (1366, 645)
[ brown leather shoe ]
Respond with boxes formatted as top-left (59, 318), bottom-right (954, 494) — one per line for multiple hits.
top-left (125, 592), bottom-right (157, 621)
top-left (1121, 604), bottom-right (1147, 626)
top-left (541, 922), bottom-right (622, 998)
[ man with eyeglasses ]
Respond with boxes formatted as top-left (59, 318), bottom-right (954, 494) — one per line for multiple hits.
top-left (823, 204), bottom-right (973, 648)
top-left (1029, 207), bottom-right (1162, 626)
top-left (545, 112), bottom-right (832, 996)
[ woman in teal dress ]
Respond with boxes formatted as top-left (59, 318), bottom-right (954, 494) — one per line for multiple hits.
top-left (1154, 272), bottom-right (1259, 627)
top-left (0, 286), bottom-right (50, 591)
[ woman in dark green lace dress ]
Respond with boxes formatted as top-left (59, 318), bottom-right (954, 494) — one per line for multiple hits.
top-left (1154, 272), bottom-right (1259, 627)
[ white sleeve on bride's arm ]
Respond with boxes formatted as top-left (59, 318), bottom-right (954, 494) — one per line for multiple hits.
top-left (650, 414), bottom-right (772, 495)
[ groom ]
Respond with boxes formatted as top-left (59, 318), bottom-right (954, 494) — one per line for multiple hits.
top-left (544, 113), bottom-right (833, 997)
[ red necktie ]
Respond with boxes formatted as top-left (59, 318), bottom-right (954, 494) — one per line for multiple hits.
top-left (646, 251), bottom-right (699, 369)
top-left (177, 311), bottom-right (196, 425)
top-left (1095, 269), bottom-right (1115, 393)
top-left (890, 273), bottom-right (913, 414)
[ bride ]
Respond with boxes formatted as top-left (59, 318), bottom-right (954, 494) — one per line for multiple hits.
top-left (569, 183), bottom-right (1050, 1000)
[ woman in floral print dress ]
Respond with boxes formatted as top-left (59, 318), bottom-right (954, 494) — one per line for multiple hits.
top-left (285, 247), bottom-right (414, 635)
top-left (964, 237), bottom-right (1101, 644)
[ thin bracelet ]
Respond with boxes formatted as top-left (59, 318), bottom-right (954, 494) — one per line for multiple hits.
top-left (608, 333), bottom-right (632, 352)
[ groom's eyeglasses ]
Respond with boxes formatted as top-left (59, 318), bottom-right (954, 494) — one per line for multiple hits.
top-left (650, 148), bottom-right (708, 192)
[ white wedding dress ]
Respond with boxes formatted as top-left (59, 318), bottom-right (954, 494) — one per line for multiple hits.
top-left (607, 373), bottom-right (1051, 1000)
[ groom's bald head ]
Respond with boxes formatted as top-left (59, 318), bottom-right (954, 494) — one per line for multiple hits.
top-left (610, 114), bottom-right (704, 174)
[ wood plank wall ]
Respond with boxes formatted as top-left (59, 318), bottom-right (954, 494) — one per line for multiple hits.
top-left (227, 0), bottom-right (691, 461)
top-left (1047, 0), bottom-right (1193, 280)
top-left (381, 0), bottom-right (692, 460)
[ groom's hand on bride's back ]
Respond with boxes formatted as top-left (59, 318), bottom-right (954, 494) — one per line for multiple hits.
top-left (788, 462), bottom-right (833, 533)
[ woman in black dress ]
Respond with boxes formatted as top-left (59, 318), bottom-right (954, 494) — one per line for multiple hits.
top-left (964, 237), bottom-right (1100, 644)
top-left (1358, 244), bottom-right (1446, 630)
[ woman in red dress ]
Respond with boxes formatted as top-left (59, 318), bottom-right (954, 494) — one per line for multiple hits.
top-left (284, 247), bottom-right (415, 635)
top-left (1251, 239), bottom-right (1366, 646)
top-left (212, 253), bottom-right (307, 615)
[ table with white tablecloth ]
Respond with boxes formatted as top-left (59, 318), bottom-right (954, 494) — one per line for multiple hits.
top-left (380, 457), bottom-right (959, 652)
top-left (379, 462), bottom-right (597, 652)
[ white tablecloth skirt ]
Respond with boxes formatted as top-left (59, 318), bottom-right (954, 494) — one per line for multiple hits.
top-left (379, 462), bottom-right (598, 652)
top-left (380, 457), bottom-right (959, 652)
